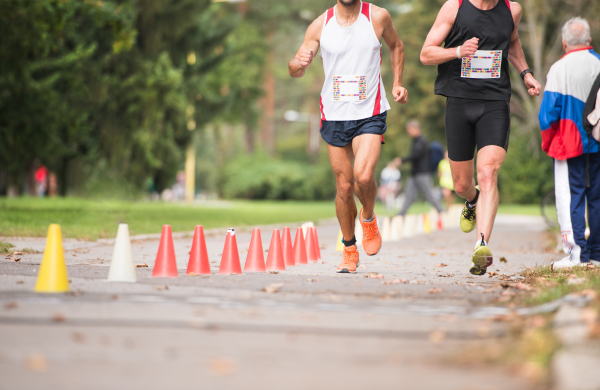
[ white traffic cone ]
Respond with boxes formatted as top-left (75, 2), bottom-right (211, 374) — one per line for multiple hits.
top-left (390, 215), bottom-right (404, 241)
top-left (107, 224), bottom-right (136, 282)
top-left (381, 216), bottom-right (391, 242)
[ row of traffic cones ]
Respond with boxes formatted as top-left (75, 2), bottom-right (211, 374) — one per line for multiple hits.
top-left (33, 223), bottom-right (322, 293)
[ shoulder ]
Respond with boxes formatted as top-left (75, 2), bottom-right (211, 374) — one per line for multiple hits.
top-left (306, 12), bottom-right (327, 37)
top-left (509, 2), bottom-right (522, 21)
top-left (371, 5), bottom-right (392, 24)
top-left (437, 0), bottom-right (460, 24)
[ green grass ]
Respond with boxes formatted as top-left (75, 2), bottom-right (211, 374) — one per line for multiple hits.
top-left (0, 241), bottom-right (15, 254)
top-left (0, 197), bottom-right (544, 240)
top-left (519, 264), bottom-right (600, 307)
top-left (0, 197), bottom-right (339, 240)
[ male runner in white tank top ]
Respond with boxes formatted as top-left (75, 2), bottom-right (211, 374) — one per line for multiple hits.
top-left (289, 0), bottom-right (407, 273)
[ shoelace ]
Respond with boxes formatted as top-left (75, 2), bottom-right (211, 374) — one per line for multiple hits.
top-left (462, 206), bottom-right (476, 222)
top-left (363, 220), bottom-right (378, 240)
top-left (342, 248), bottom-right (358, 266)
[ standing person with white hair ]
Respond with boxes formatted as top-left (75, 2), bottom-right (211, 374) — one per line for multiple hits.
top-left (539, 17), bottom-right (600, 269)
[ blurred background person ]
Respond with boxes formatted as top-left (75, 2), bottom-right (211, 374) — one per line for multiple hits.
top-left (397, 120), bottom-right (444, 228)
top-left (438, 150), bottom-right (455, 207)
top-left (539, 17), bottom-right (600, 269)
top-left (378, 157), bottom-right (402, 211)
top-left (34, 161), bottom-right (48, 197)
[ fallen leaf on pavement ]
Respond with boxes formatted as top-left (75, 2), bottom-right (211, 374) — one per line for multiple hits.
top-left (428, 288), bottom-right (442, 294)
top-left (16, 280), bottom-right (24, 284)
top-left (25, 354), bottom-right (47, 372)
top-left (429, 330), bottom-right (445, 343)
top-left (487, 272), bottom-right (499, 277)
top-left (264, 283), bottom-right (284, 293)
top-left (306, 278), bottom-right (318, 283)
top-left (12, 251), bottom-right (23, 255)
top-left (435, 263), bottom-right (448, 267)
top-left (409, 280), bottom-right (421, 284)
top-left (515, 282), bottom-right (531, 291)
top-left (431, 253), bottom-right (436, 256)
top-left (269, 271), bottom-right (279, 274)
top-left (499, 257), bottom-right (507, 263)
top-left (11, 257), bottom-right (21, 262)
top-left (153, 285), bottom-right (169, 291)
top-left (51, 313), bottom-right (66, 322)
top-left (4, 301), bottom-right (18, 310)
top-left (368, 272), bottom-right (384, 279)
top-left (136, 263), bottom-right (148, 268)
top-left (382, 279), bottom-right (405, 285)
top-left (358, 265), bottom-right (366, 268)
top-left (208, 358), bottom-right (236, 375)
top-left (573, 289), bottom-right (597, 300)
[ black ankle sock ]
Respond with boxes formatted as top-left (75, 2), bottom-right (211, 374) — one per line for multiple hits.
top-left (467, 188), bottom-right (480, 208)
top-left (343, 235), bottom-right (357, 247)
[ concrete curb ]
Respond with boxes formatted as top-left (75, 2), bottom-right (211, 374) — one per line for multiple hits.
top-left (552, 299), bottom-right (600, 390)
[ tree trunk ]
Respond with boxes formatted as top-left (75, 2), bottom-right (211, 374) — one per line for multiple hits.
top-left (260, 36), bottom-right (276, 155)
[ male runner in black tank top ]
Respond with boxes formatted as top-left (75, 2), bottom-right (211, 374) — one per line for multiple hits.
top-left (420, 0), bottom-right (541, 276)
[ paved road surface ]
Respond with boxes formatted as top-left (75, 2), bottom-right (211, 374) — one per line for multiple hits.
top-left (0, 215), bottom-right (560, 390)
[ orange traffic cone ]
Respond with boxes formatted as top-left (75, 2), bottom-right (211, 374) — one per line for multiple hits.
top-left (152, 225), bottom-right (178, 278)
top-left (244, 228), bottom-right (266, 272)
top-left (282, 227), bottom-right (295, 267)
top-left (313, 227), bottom-right (322, 260)
top-left (266, 229), bottom-right (285, 271)
top-left (187, 225), bottom-right (211, 275)
top-left (219, 228), bottom-right (242, 275)
top-left (293, 227), bottom-right (308, 265)
top-left (305, 226), bottom-right (319, 262)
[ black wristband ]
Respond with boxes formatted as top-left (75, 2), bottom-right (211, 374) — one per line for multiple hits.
top-left (520, 69), bottom-right (533, 80)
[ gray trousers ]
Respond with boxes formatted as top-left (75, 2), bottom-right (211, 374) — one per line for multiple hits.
top-left (398, 173), bottom-right (444, 216)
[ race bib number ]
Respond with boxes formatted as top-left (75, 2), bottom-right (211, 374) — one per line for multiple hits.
top-left (333, 75), bottom-right (367, 102)
top-left (461, 50), bottom-right (502, 79)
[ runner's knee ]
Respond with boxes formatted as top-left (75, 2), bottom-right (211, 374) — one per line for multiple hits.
top-left (477, 165), bottom-right (499, 190)
top-left (453, 178), bottom-right (472, 196)
top-left (336, 178), bottom-right (354, 199)
top-left (354, 171), bottom-right (374, 189)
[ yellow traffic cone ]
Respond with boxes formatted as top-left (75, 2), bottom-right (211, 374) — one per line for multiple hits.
top-left (423, 213), bottom-right (431, 234)
top-left (336, 229), bottom-right (344, 252)
top-left (35, 224), bottom-right (69, 293)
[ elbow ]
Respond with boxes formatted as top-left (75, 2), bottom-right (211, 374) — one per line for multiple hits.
top-left (420, 50), bottom-right (431, 66)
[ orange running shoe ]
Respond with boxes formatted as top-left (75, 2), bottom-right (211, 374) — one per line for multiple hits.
top-left (336, 245), bottom-right (359, 273)
top-left (359, 207), bottom-right (382, 256)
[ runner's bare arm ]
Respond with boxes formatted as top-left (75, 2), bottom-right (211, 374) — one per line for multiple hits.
top-left (373, 6), bottom-right (408, 104)
top-left (289, 14), bottom-right (324, 78)
top-left (420, 0), bottom-right (479, 65)
top-left (507, 2), bottom-right (541, 96)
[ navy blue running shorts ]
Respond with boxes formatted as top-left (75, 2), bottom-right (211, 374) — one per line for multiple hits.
top-left (320, 112), bottom-right (387, 147)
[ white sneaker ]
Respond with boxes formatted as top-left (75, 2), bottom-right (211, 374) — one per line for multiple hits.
top-left (551, 256), bottom-right (581, 270)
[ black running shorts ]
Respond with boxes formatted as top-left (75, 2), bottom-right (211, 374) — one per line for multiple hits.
top-left (320, 112), bottom-right (387, 147)
top-left (445, 97), bottom-right (510, 162)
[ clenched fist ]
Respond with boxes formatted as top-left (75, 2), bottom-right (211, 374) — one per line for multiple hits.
top-left (459, 37), bottom-right (479, 58)
top-left (393, 85), bottom-right (408, 104)
top-left (297, 49), bottom-right (314, 70)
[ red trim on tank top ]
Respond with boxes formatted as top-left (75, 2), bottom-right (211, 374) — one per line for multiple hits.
top-left (504, 0), bottom-right (511, 10)
top-left (320, 97), bottom-right (326, 121)
top-left (326, 8), bottom-right (334, 25)
top-left (361, 2), bottom-right (370, 21)
top-left (458, 0), bottom-right (463, 7)
top-left (561, 46), bottom-right (593, 58)
top-left (373, 75), bottom-right (381, 116)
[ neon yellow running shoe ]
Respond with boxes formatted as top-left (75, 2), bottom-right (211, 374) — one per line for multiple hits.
top-left (460, 187), bottom-right (479, 233)
top-left (470, 234), bottom-right (493, 276)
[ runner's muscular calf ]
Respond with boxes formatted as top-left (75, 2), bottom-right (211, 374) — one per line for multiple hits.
top-left (420, 0), bottom-right (541, 242)
top-left (289, 4), bottom-right (407, 243)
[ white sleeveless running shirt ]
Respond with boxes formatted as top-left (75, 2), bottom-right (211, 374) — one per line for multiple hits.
top-left (319, 2), bottom-right (391, 121)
